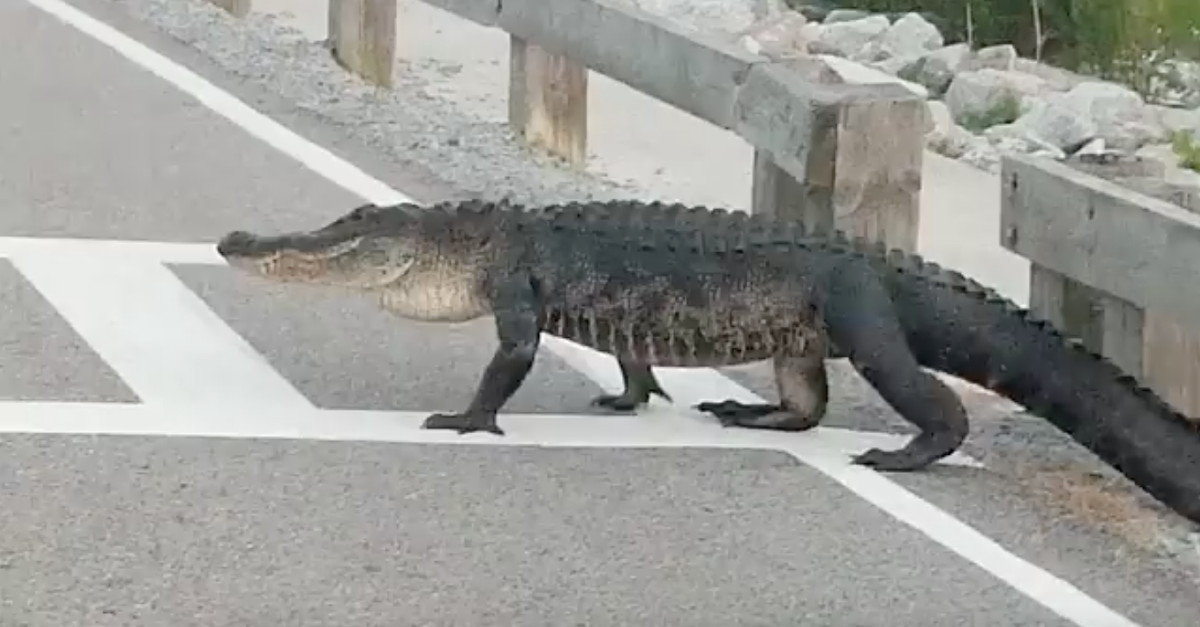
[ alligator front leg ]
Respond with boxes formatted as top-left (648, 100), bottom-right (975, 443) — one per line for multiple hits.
top-left (422, 276), bottom-right (541, 436)
top-left (591, 358), bottom-right (671, 412)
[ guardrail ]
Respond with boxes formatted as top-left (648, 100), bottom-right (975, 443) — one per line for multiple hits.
top-left (205, 0), bottom-right (928, 253)
top-left (1000, 153), bottom-right (1200, 417)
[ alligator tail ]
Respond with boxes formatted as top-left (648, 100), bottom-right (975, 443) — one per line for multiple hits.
top-left (882, 254), bottom-right (1200, 526)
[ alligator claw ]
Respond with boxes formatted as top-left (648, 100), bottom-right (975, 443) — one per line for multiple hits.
top-left (421, 411), bottom-right (505, 436)
top-left (590, 393), bottom-right (641, 412)
top-left (695, 400), bottom-right (784, 426)
top-left (851, 447), bottom-right (921, 471)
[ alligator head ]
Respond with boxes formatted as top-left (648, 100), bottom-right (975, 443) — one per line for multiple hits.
top-left (216, 202), bottom-right (423, 289)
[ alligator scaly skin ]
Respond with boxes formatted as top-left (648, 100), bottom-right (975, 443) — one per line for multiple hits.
top-left (217, 199), bottom-right (1200, 526)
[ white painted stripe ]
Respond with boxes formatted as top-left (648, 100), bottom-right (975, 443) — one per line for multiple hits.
top-left (803, 457), bottom-right (1144, 627)
top-left (0, 236), bottom-right (223, 265)
top-left (24, 1), bottom-right (1142, 624)
top-left (0, 401), bottom-right (978, 466)
top-left (10, 253), bottom-right (313, 410)
top-left (24, 0), bottom-right (409, 208)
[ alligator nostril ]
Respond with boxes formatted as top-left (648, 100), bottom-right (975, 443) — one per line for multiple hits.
top-left (216, 231), bottom-right (256, 256)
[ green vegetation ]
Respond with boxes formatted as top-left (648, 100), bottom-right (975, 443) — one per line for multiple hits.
top-left (958, 93), bottom-right (1022, 133)
top-left (1170, 130), bottom-right (1200, 173)
top-left (816, 0), bottom-right (1200, 98)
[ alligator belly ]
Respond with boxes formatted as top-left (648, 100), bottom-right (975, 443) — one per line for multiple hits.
top-left (543, 308), bottom-right (808, 367)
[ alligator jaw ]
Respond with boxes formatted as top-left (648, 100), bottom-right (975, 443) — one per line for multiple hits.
top-left (216, 229), bottom-right (377, 286)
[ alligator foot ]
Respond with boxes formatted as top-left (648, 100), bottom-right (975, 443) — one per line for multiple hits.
top-left (693, 400), bottom-right (782, 425)
top-left (695, 398), bottom-right (827, 431)
top-left (590, 360), bottom-right (671, 413)
top-left (421, 411), bottom-right (505, 436)
top-left (696, 400), bottom-right (780, 421)
top-left (849, 429), bottom-right (964, 471)
top-left (851, 447), bottom-right (929, 471)
top-left (591, 393), bottom-right (643, 412)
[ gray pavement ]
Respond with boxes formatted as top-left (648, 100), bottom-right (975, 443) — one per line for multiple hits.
top-left (1, 0), bottom-right (1199, 625)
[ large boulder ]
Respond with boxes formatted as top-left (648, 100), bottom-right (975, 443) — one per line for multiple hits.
top-left (1058, 81), bottom-right (1167, 150)
top-left (944, 69), bottom-right (1049, 127)
top-left (1008, 96), bottom-right (1098, 152)
top-left (811, 14), bottom-right (889, 58)
top-left (970, 44), bottom-right (1017, 71)
top-left (895, 43), bottom-right (972, 97)
top-left (877, 12), bottom-right (943, 59)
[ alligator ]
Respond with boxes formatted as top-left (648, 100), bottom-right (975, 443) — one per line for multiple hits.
top-left (216, 198), bottom-right (1200, 525)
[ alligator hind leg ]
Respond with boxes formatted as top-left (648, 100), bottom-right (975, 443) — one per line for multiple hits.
top-left (591, 358), bottom-right (671, 412)
top-left (697, 341), bottom-right (830, 431)
top-left (820, 259), bottom-right (969, 471)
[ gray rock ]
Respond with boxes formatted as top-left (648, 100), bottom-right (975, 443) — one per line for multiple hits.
top-left (878, 12), bottom-right (943, 60)
top-left (878, 11), bottom-right (940, 60)
top-left (872, 54), bottom-right (914, 77)
top-left (898, 43), bottom-right (971, 97)
top-left (1013, 58), bottom-right (1086, 91)
top-left (1075, 137), bottom-right (1107, 156)
top-left (1058, 81), bottom-right (1166, 150)
top-left (1009, 95), bottom-right (1097, 151)
top-left (960, 142), bottom-right (1003, 172)
top-left (970, 44), bottom-right (1017, 71)
top-left (984, 123), bottom-right (1066, 160)
top-left (1150, 105), bottom-right (1200, 142)
top-left (944, 69), bottom-right (1048, 127)
top-left (812, 14), bottom-right (889, 58)
top-left (737, 10), bottom-right (811, 58)
top-left (822, 8), bottom-right (871, 24)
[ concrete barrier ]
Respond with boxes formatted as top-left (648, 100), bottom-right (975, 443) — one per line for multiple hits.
top-left (207, 0), bottom-right (927, 253)
top-left (1000, 153), bottom-right (1200, 417)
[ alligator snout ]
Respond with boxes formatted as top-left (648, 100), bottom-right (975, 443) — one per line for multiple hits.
top-left (216, 231), bottom-right (258, 257)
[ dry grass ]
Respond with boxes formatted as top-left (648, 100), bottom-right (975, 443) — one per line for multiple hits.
top-left (1016, 465), bottom-right (1171, 550)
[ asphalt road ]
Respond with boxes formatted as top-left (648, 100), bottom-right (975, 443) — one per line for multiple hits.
top-left (1, 0), bottom-right (1198, 625)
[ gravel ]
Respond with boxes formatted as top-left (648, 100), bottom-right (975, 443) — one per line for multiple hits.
top-left (105, 0), bottom-right (639, 206)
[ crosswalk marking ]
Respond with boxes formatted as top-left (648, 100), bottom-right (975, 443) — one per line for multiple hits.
top-left (0, 400), bottom-right (980, 467)
top-left (0, 236), bottom-right (223, 264)
top-left (8, 245), bottom-right (313, 410)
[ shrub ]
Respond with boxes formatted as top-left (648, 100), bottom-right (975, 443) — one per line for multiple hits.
top-left (822, 0), bottom-right (1200, 97)
top-left (958, 93), bottom-right (1022, 132)
top-left (1170, 130), bottom-right (1200, 173)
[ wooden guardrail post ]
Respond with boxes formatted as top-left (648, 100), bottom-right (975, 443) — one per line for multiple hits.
top-left (209, 0), bottom-right (251, 18)
top-left (328, 0), bottom-right (398, 88)
top-left (1001, 153), bottom-right (1200, 416)
top-left (508, 37), bottom-right (589, 168)
top-left (748, 79), bottom-right (926, 254)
